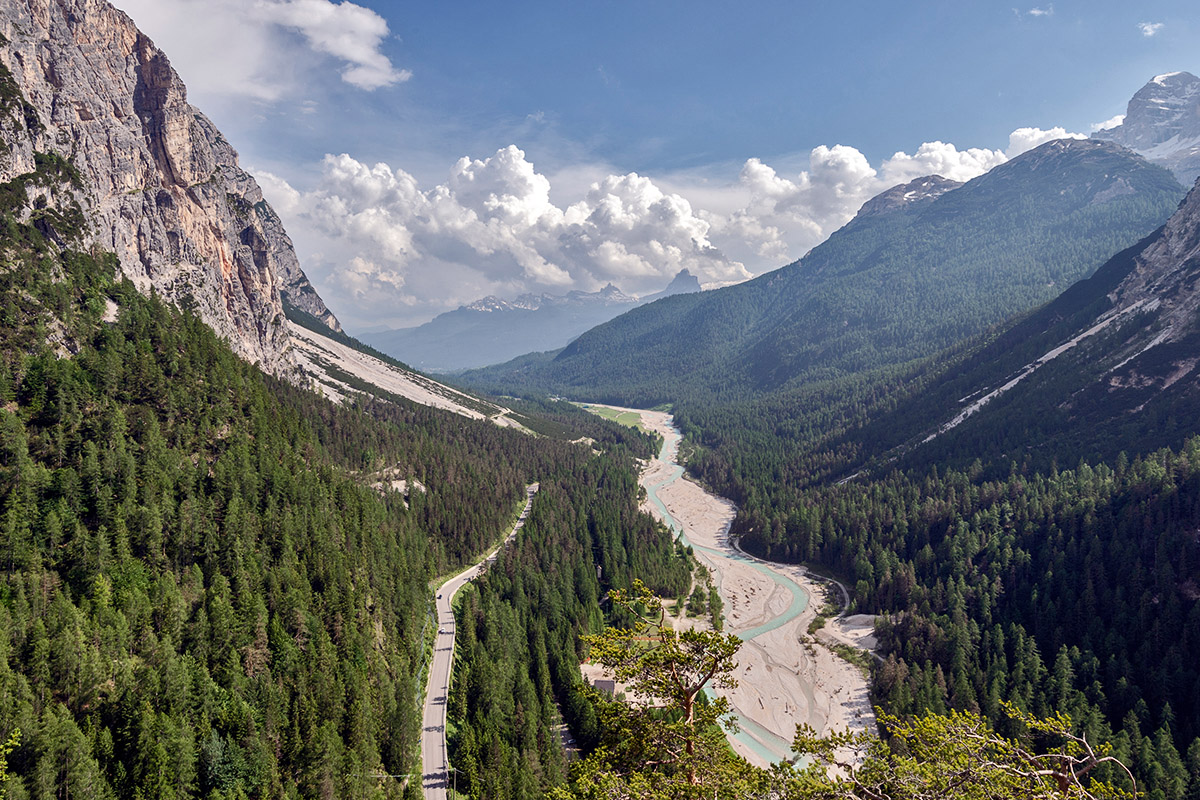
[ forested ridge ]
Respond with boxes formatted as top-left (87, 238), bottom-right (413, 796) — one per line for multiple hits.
top-left (460, 139), bottom-right (1183, 408)
top-left (446, 459), bottom-right (693, 800)
top-left (736, 446), bottom-right (1200, 793)
top-left (0, 137), bottom-right (681, 798)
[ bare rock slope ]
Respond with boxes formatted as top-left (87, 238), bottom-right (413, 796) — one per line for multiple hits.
top-left (0, 0), bottom-right (339, 375)
top-left (1095, 71), bottom-right (1200, 184)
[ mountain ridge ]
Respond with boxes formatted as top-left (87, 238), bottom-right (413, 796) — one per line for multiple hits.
top-left (364, 268), bottom-right (701, 372)
top-left (1094, 70), bottom-right (1200, 183)
top-left (463, 138), bottom-right (1185, 404)
top-left (0, 0), bottom-right (340, 376)
top-left (852, 171), bottom-right (1200, 477)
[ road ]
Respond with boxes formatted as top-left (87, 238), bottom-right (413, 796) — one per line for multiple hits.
top-left (421, 482), bottom-right (539, 799)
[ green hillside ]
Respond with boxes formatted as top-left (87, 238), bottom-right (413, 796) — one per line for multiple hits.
top-left (462, 139), bottom-right (1183, 407)
top-left (0, 147), bottom-right (682, 799)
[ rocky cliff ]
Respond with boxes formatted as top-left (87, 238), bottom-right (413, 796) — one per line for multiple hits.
top-left (0, 0), bottom-right (340, 376)
top-left (1094, 71), bottom-right (1200, 184)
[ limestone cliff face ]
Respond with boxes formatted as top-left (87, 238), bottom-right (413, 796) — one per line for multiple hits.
top-left (1094, 72), bottom-right (1200, 185)
top-left (0, 0), bottom-right (340, 375)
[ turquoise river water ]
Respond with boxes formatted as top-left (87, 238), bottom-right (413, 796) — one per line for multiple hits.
top-left (640, 413), bottom-right (814, 765)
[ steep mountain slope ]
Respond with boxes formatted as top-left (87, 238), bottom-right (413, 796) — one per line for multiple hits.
top-left (1094, 71), bottom-right (1200, 184)
top-left (0, 0), bottom-right (339, 375)
top-left (718, 183), bottom-right (1200, 790)
top-left (364, 270), bottom-right (700, 372)
top-left (465, 140), bottom-right (1184, 405)
top-left (287, 313), bottom-right (533, 430)
top-left (0, 210), bottom-right (675, 797)
top-left (845, 172), bottom-right (1200, 477)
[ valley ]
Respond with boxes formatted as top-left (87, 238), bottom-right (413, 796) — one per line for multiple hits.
top-left (422, 484), bottom-right (539, 798)
top-left (594, 405), bottom-right (875, 767)
top-left (2, 1), bottom-right (1200, 797)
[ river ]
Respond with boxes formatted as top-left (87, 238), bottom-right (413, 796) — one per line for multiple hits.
top-left (603, 406), bottom-right (874, 767)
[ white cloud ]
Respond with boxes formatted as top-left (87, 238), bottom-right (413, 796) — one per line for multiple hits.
top-left (1138, 21), bottom-right (1164, 37)
top-left (252, 0), bottom-right (409, 89)
top-left (1091, 114), bottom-right (1125, 132)
top-left (880, 141), bottom-right (1007, 184)
top-left (1005, 126), bottom-right (1087, 157)
top-left (268, 147), bottom-right (752, 326)
top-left (1014, 5), bottom-right (1053, 18)
top-left (265, 124), bottom-right (1094, 328)
top-left (113, 0), bottom-right (406, 100)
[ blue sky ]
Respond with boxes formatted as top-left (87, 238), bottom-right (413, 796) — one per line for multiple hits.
top-left (112, 0), bottom-right (1198, 330)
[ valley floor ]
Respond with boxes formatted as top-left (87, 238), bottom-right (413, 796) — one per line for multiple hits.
top-left (600, 407), bottom-right (876, 767)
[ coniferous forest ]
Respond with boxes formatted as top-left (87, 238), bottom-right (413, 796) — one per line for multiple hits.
top-left (7, 9), bottom-right (1200, 798)
top-left (0, 146), bottom-right (685, 798)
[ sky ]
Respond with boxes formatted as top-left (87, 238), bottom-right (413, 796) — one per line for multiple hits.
top-left (110, 0), bottom-right (1200, 332)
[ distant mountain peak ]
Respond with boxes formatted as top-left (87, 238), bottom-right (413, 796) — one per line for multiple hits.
top-left (639, 268), bottom-right (703, 304)
top-left (855, 175), bottom-right (962, 219)
top-left (365, 269), bottom-right (701, 371)
top-left (1094, 71), bottom-right (1200, 183)
top-left (664, 268), bottom-right (700, 288)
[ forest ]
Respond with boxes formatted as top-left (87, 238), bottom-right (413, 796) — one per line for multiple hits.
top-left (0, 144), bottom-right (684, 798)
top-left (5, 51), bottom-right (1200, 800)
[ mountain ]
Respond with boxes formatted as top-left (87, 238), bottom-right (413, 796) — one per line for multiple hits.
top-left (639, 267), bottom-right (702, 304)
top-left (363, 269), bottom-right (700, 372)
top-left (0, 0), bottom-right (503, 420)
top-left (843, 171), bottom-right (1200, 477)
top-left (0, 5), bottom-right (686, 797)
top-left (1094, 71), bottom-right (1200, 184)
top-left (463, 140), bottom-right (1185, 405)
top-left (0, 0), bottom-right (339, 376)
top-left (723, 179), bottom-right (1200, 782)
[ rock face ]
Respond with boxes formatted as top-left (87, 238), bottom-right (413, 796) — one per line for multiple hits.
top-left (1094, 72), bottom-right (1200, 184)
top-left (0, 0), bottom-right (340, 376)
top-left (854, 175), bottom-right (962, 219)
top-left (1108, 176), bottom-right (1200, 349)
top-left (640, 268), bottom-right (702, 304)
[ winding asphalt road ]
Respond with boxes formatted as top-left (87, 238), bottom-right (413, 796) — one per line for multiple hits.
top-left (421, 482), bottom-right (539, 799)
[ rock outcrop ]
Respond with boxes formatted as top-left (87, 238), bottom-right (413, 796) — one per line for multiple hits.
top-left (854, 175), bottom-right (962, 220)
top-left (0, 0), bottom-right (340, 376)
top-left (1094, 71), bottom-right (1200, 185)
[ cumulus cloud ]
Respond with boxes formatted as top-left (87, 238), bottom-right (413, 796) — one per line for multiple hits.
top-left (880, 141), bottom-right (1007, 184)
top-left (253, 0), bottom-right (410, 89)
top-left (1138, 21), bottom-right (1164, 37)
top-left (267, 125), bottom-right (1095, 328)
top-left (1027, 6), bottom-right (1054, 16)
top-left (113, 0), bottom-right (407, 99)
top-left (269, 147), bottom-right (752, 325)
top-left (1005, 126), bottom-right (1087, 157)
